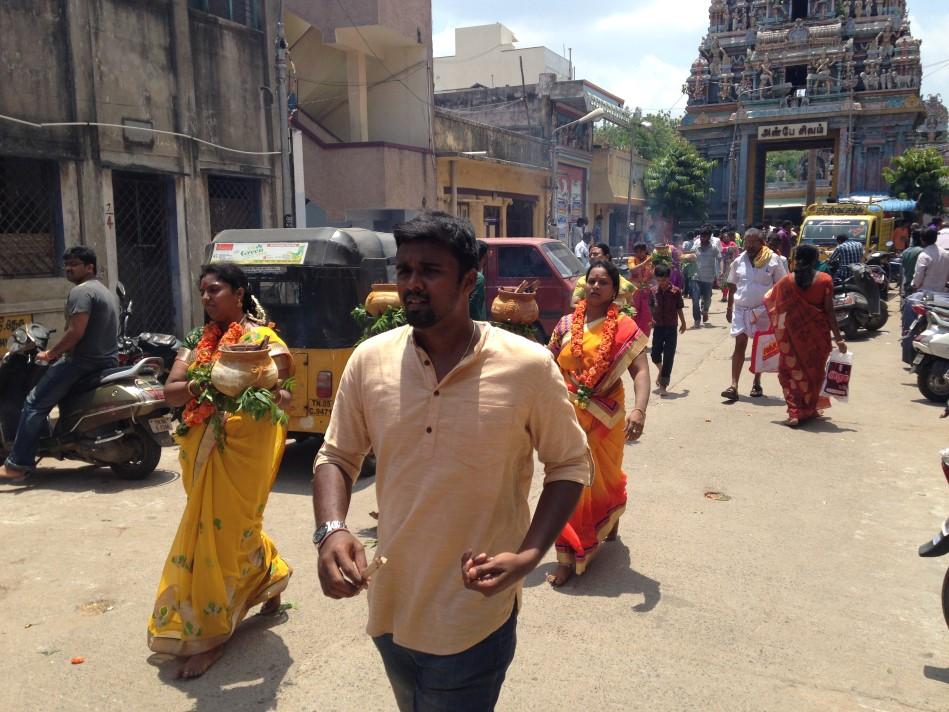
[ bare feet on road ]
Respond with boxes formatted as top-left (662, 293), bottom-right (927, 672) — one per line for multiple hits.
top-left (547, 564), bottom-right (574, 587)
top-left (177, 646), bottom-right (224, 679)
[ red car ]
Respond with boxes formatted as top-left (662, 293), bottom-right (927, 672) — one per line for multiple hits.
top-left (481, 238), bottom-right (583, 341)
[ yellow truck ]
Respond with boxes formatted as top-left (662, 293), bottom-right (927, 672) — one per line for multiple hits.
top-left (797, 203), bottom-right (894, 261)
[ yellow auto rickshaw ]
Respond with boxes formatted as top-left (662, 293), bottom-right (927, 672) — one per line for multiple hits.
top-left (208, 227), bottom-right (396, 443)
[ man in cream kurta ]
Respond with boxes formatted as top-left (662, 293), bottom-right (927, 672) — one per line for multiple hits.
top-left (312, 211), bottom-right (591, 712)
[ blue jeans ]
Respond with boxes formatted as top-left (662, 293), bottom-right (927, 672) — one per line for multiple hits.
top-left (691, 280), bottom-right (714, 324)
top-left (5, 358), bottom-right (104, 470)
top-left (372, 606), bottom-right (518, 712)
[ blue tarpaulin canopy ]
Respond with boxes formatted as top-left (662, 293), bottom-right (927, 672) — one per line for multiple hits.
top-left (842, 193), bottom-right (918, 212)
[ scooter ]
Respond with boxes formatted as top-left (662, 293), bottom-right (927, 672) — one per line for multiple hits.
top-left (115, 285), bottom-right (178, 377)
top-left (0, 323), bottom-right (173, 479)
top-left (832, 263), bottom-right (888, 339)
top-left (911, 304), bottom-right (949, 403)
top-left (917, 449), bottom-right (949, 629)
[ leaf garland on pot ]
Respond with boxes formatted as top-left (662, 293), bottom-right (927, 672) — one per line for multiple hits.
top-left (175, 321), bottom-right (294, 450)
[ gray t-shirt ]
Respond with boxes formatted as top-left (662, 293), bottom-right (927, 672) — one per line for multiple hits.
top-left (65, 279), bottom-right (120, 365)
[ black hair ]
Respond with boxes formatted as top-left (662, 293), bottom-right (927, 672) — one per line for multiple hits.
top-left (632, 242), bottom-right (647, 252)
top-left (63, 246), bottom-right (98, 273)
top-left (835, 234), bottom-right (850, 243)
top-left (199, 262), bottom-right (266, 322)
top-left (586, 259), bottom-right (621, 298)
top-left (394, 211), bottom-right (478, 278)
top-left (592, 242), bottom-right (612, 258)
top-left (794, 244), bottom-right (819, 290)
top-left (921, 228), bottom-right (939, 247)
top-left (654, 264), bottom-right (671, 278)
top-left (477, 240), bottom-right (488, 260)
top-left (909, 229), bottom-right (922, 247)
top-left (576, 217), bottom-right (588, 228)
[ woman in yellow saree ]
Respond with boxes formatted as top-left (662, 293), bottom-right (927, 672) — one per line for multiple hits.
top-left (547, 260), bottom-right (651, 587)
top-left (151, 263), bottom-right (293, 679)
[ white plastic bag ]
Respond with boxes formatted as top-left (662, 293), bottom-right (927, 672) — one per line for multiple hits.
top-left (821, 349), bottom-right (853, 402)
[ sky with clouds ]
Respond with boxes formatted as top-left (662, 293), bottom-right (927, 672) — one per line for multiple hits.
top-left (432, 0), bottom-right (949, 115)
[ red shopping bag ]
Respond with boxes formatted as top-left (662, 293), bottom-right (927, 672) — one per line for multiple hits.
top-left (749, 329), bottom-right (779, 374)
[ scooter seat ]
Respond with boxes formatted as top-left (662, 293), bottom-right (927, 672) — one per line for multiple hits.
top-left (71, 366), bottom-right (132, 394)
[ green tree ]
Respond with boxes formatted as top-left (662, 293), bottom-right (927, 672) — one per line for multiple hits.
top-left (643, 140), bottom-right (715, 231)
top-left (882, 147), bottom-right (949, 215)
top-left (594, 111), bottom-right (681, 161)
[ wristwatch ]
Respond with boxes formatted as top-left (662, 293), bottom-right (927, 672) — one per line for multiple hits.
top-left (312, 520), bottom-right (348, 548)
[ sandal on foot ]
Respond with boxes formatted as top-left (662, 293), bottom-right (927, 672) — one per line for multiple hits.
top-left (750, 384), bottom-right (764, 398)
top-left (720, 386), bottom-right (739, 402)
top-left (785, 418), bottom-right (800, 428)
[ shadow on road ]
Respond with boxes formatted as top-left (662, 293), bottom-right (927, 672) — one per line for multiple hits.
top-left (273, 439), bottom-right (374, 496)
top-left (0, 466), bottom-right (179, 495)
top-left (768, 418), bottom-right (857, 434)
top-left (923, 665), bottom-right (949, 684)
top-left (655, 389), bottom-right (691, 401)
top-left (525, 542), bottom-right (661, 612)
top-left (719, 395), bottom-right (784, 407)
top-left (149, 613), bottom-right (293, 711)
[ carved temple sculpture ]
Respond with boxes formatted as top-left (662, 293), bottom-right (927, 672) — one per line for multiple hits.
top-left (685, 0), bottom-right (922, 107)
top-left (680, 0), bottom-right (931, 227)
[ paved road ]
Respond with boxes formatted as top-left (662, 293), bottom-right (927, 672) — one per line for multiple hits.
top-left (2, 297), bottom-right (947, 711)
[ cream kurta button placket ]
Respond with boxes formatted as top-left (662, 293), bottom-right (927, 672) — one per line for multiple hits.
top-left (410, 327), bottom-right (487, 462)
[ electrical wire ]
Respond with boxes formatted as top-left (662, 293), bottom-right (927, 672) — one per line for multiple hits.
top-left (0, 114), bottom-right (279, 155)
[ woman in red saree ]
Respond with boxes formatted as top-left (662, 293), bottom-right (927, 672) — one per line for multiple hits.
top-left (764, 244), bottom-right (847, 427)
top-left (547, 261), bottom-right (651, 586)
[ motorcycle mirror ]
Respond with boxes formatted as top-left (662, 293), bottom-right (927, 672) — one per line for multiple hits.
top-left (885, 241), bottom-right (894, 249)
top-left (116, 282), bottom-right (127, 301)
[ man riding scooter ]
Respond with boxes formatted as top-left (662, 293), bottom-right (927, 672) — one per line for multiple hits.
top-left (828, 233), bottom-right (865, 279)
top-left (0, 246), bottom-right (120, 482)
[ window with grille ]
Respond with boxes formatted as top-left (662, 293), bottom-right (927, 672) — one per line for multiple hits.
top-left (0, 158), bottom-right (60, 278)
top-left (190, 0), bottom-right (262, 30)
top-left (208, 175), bottom-right (261, 237)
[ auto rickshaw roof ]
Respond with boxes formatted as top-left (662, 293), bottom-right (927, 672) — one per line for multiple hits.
top-left (210, 228), bottom-right (396, 267)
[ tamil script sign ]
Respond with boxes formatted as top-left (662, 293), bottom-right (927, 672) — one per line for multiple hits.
top-left (758, 122), bottom-right (828, 140)
top-left (210, 242), bottom-right (308, 265)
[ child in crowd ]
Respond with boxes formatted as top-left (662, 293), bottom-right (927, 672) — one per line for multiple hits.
top-left (650, 264), bottom-right (687, 397)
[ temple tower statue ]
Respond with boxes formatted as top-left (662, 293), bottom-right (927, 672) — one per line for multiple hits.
top-left (680, 0), bottom-right (927, 226)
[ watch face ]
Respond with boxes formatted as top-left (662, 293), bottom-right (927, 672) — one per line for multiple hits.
top-left (312, 525), bottom-right (327, 544)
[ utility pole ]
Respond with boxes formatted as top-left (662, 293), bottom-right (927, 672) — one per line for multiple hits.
top-left (275, 0), bottom-right (294, 228)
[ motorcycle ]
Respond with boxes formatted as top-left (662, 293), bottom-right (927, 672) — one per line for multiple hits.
top-left (0, 323), bottom-right (173, 479)
top-left (911, 303), bottom-right (949, 403)
top-left (903, 293), bottom-right (949, 365)
top-left (917, 448), bottom-right (949, 629)
top-left (832, 263), bottom-right (888, 339)
top-left (867, 245), bottom-right (898, 299)
top-left (115, 284), bottom-right (178, 377)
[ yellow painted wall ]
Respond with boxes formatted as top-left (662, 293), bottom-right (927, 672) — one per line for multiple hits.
top-left (436, 157), bottom-right (550, 237)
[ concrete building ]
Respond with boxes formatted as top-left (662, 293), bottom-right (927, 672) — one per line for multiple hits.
top-left (434, 23), bottom-right (572, 92)
top-left (434, 111), bottom-right (550, 238)
top-left (284, 0), bottom-right (436, 226)
top-left (435, 74), bottom-right (629, 244)
top-left (589, 145), bottom-right (649, 248)
top-left (0, 0), bottom-right (284, 340)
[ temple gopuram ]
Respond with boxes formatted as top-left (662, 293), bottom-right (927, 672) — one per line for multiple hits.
top-left (680, 0), bottom-right (930, 226)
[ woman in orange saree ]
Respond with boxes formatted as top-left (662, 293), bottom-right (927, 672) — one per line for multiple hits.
top-left (547, 261), bottom-right (651, 586)
top-left (764, 244), bottom-right (847, 427)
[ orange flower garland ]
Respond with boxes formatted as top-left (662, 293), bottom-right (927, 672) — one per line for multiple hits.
top-left (181, 321), bottom-right (246, 428)
top-left (570, 301), bottom-right (619, 408)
